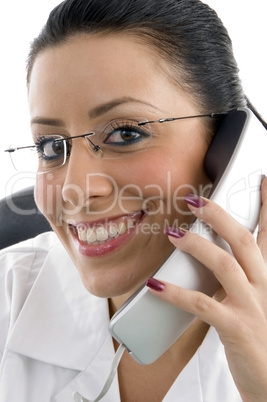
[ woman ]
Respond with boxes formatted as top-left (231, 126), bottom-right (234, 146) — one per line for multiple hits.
top-left (1, 0), bottom-right (267, 401)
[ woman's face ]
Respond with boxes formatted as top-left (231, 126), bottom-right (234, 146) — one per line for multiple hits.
top-left (28, 34), bottom-right (210, 304)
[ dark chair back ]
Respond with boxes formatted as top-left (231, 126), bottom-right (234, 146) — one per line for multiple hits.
top-left (0, 187), bottom-right (52, 250)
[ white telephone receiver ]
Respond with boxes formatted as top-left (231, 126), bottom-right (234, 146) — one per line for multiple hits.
top-left (109, 107), bottom-right (267, 365)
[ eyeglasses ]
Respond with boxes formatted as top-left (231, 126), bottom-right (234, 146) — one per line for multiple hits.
top-left (4, 112), bottom-right (228, 174)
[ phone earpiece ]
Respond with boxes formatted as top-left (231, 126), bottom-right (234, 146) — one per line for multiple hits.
top-left (204, 109), bottom-right (247, 186)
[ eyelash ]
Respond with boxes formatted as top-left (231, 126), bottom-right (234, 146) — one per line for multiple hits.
top-left (104, 121), bottom-right (150, 143)
top-left (34, 135), bottom-right (66, 159)
top-left (35, 134), bottom-right (51, 144)
top-left (34, 135), bottom-right (49, 151)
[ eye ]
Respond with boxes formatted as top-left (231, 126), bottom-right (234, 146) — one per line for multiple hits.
top-left (35, 136), bottom-right (65, 160)
top-left (103, 120), bottom-right (150, 146)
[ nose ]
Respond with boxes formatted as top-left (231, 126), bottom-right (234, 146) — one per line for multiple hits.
top-left (61, 140), bottom-right (114, 208)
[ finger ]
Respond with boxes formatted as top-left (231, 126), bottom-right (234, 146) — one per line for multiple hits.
top-left (257, 177), bottom-right (267, 261)
top-left (166, 228), bottom-right (251, 299)
top-left (185, 194), bottom-right (265, 283)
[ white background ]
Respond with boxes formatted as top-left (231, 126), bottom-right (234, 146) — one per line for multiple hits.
top-left (0, 0), bottom-right (266, 199)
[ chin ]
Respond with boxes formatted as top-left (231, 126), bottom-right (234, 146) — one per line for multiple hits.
top-left (79, 269), bottom-right (145, 300)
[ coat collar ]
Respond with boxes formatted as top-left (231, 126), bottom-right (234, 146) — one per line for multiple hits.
top-left (6, 237), bottom-right (110, 371)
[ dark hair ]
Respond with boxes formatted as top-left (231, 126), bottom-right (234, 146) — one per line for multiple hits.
top-left (27, 0), bottom-right (247, 118)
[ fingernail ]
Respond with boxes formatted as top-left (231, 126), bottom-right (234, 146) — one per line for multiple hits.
top-left (146, 277), bottom-right (165, 292)
top-left (164, 226), bottom-right (187, 238)
top-left (184, 193), bottom-right (207, 208)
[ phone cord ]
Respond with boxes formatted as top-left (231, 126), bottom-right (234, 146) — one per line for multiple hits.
top-left (72, 344), bottom-right (126, 402)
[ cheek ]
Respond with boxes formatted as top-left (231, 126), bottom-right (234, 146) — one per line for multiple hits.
top-left (117, 149), bottom-right (208, 215)
top-left (34, 174), bottom-right (63, 226)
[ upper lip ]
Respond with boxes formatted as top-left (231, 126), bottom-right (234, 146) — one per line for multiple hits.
top-left (66, 210), bottom-right (145, 229)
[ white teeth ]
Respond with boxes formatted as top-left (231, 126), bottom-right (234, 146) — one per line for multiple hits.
top-left (108, 224), bottom-right (118, 238)
top-left (95, 226), bottom-right (109, 242)
top-left (76, 216), bottom-right (139, 244)
top-left (127, 219), bottom-right (135, 229)
top-left (79, 229), bottom-right (87, 242)
top-left (118, 221), bottom-right (127, 235)
top-left (87, 227), bottom-right (97, 243)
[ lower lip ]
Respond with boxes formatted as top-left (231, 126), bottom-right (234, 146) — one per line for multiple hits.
top-left (70, 214), bottom-right (145, 258)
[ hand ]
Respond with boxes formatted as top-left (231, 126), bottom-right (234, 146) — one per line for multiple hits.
top-left (147, 177), bottom-right (267, 402)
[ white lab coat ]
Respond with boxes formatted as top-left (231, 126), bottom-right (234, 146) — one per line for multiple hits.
top-left (0, 232), bottom-right (241, 402)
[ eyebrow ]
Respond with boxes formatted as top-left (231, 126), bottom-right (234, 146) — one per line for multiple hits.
top-left (88, 96), bottom-right (160, 119)
top-left (31, 97), bottom-right (160, 126)
top-left (30, 117), bottom-right (65, 127)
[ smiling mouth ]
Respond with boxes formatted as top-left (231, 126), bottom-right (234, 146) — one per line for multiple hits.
top-left (69, 211), bottom-right (145, 246)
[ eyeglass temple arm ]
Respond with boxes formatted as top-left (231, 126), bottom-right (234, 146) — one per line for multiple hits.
top-left (138, 111), bottom-right (231, 126)
top-left (4, 145), bottom-right (36, 153)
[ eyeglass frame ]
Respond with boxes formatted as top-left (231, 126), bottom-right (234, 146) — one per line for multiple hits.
top-left (4, 111), bottom-right (231, 173)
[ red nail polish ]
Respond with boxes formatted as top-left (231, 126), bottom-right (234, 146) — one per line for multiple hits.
top-left (146, 277), bottom-right (165, 292)
top-left (184, 193), bottom-right (207, 208)
top-left (164, 226), bottom-right (187, 238)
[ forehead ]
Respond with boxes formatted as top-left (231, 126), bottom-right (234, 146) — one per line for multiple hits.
top-left (28, 34), bottom-right (195, 122)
